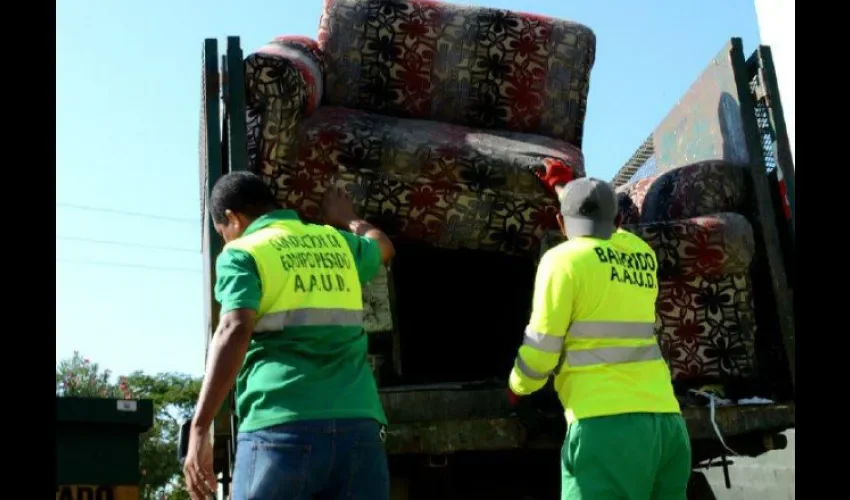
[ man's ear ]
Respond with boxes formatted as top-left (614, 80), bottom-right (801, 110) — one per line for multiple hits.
top-left (556, 213), bottom-right (567, 238)
top-left (224, 209), bottom-right (241, 230)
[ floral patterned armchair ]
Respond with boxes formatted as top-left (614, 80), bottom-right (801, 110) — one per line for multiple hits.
top-left (617, 160), bottom-right (762, 394)
top-left (241, 0), bottom-right (604, 382)
top-left (243, 0), bottom-right (595, 261)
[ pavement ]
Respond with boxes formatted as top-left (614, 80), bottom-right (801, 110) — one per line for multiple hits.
top-left (696, 430), bottom-right (795, 499)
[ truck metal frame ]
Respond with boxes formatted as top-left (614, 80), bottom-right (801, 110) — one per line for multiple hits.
top-left (198, 36), bottom-right (795, 498)
top-left (612, 43), bottom-right (796, 375)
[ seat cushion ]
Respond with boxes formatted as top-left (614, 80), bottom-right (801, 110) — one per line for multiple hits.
top-left (318, 0), bottom-right (596, 146)
top-left (617, 160), bottom-right (749, 224)
top-left (625, 213), bottom-right (757, 384)
top-left (259, 105), bottom-right (585, 257)
top-left (626, 212), bottom-right (755, 278)
top-left (657, 271), bottom-right (757, 383)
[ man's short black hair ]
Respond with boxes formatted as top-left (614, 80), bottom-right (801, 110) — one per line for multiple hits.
top-left (210, 171), bottom-right (278, 224)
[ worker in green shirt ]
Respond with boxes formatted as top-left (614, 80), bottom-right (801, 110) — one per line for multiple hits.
top-left (183, 171), bottom-right (395, 500)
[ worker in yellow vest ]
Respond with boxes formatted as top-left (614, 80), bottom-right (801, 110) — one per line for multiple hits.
top-left (508, 177), bottom-right (691, 500)
top-left (184, 172), bottom-right (395, 500)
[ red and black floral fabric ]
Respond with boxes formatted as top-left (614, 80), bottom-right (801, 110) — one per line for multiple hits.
top-left (253, 105), bottom-right (584, 256)
top-left (628, 213), bottom-right (757, 382)
top-left (619, 162), bottom-right (759, 385)
top-left (630, 212), bottom-right (754, 278)
top-left (617, 160), bottom-right (749, 225)
top-left (243, 0), bottom-right (595, 258)
top-left (318, 0), bottom-right (596, 146)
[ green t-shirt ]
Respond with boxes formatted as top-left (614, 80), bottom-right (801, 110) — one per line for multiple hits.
top-left (214, 209), bottom-right (387, 431)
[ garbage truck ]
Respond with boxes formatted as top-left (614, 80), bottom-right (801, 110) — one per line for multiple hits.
top-left (191, 2), bottom-right (795, 498)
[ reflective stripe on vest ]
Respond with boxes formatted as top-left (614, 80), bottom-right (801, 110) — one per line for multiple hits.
top-left (254, 308), bottom-right (364, 332)
top-left (522, 327), bottom-right (564, 353)
top-left (553, 321), bottom-right (658, 373)
top-left (569, 320), bottom-right (655, 339)
top-left (516, 356), bottom-right (551, 380)
top-left (567, 344), bottom-right (663, 368)
top-left (522, 321), bottom-right (659, 376)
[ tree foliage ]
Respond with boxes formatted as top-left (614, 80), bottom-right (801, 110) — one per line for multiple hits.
top-left (56, 351), bottom-right (130, 399)
top-left (56, 353), bottom-right (201, 500)
top-left (125, 371), bottom-right (201, 500)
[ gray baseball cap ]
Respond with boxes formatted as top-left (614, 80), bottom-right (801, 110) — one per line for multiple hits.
top-left (559, 177), bottom-right (618, 240)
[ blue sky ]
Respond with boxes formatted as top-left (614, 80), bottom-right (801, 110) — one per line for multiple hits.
top-left (56, 0), bottom-right (760, 378)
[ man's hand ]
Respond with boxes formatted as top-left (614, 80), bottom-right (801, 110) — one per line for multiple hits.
top-left (536, 158), bottom-right (576, 195)
top-left (184, 309), bottom-right (254, 499)
top-left (321, 185), bottom-right (359, 228)
top-left (321, 184), bottom-right (396, 263)
top-left (183, 425), bottom-right (216, 500)
top-left (507, 388), bottom-right (522, 408)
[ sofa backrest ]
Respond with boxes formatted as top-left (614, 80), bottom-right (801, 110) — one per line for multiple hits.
top-left (318, 0), bottom-right (596, 147)
top-left (616, 160), bottom-right (750, 226)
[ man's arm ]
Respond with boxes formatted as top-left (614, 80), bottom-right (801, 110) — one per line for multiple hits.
top-left (337, 228), bottom-right (385, 285)
top-left (191, 249), bottom-right (261, 432)
top-left (322, 185), bottom-right (395, 266)
top-left (509, 252), bottom-right (574, 396)
top-left (192, 309), bottom-right (255, 431)
top-left (344, 218), bottom-right (395, 264)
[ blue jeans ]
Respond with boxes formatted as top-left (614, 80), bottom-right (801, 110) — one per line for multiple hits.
top-left (231, 418), bottom-right (390, 500)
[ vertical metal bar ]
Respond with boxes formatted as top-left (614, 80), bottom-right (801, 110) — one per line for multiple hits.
top-left (201, 38), bottom-right (223, 361)
top-left (756, 45), bottom-right (796, 238)
top-left (219, 37), bottom-right (248, 483)
top-left (220, 53), bottom-right (231, 175)
top-left (720, 451), bottom-right (731, 489)
top-left (729, 38), bottom-right (795, 393)
top-left (201, 38), bottom-right (225, 495)
top-left (228, 392), bottom-right (237, 482)
top-left (226, 37), bottom-right (249, 172)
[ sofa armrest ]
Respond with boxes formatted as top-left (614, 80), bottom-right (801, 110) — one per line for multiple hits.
top-left (625, 212), bottom-right (755, 278)
top-left (245, 36), bottom-right (324, 172)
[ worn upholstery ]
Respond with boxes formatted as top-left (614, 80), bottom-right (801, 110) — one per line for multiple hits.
top-left (246, 37), bottom-right (325, 176)
top-left (617, 160), bottom-right (749, 225)
top-left (631, 212), bottom-right (754, 278)
top-left (318, 0), bottom-right (596, 145)
top-left (617, 162), bottom-right (759, 386)
top-left (265, 105), bottom-right (584, 254)
top-left (630, 213), bottom-right (757, 382)
top-left (244, 0), bottom-right (596, 258)
top-left (244, 0), bottom-right (597, 340)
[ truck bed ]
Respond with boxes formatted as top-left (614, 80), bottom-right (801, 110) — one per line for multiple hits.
top-left (379, 387), bottom-right (795, 455)
top-left (213, 386), bottom-right (794, 459)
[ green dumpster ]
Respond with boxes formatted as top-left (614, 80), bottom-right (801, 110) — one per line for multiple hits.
top-left (56, 397), bottom-right (153, 500)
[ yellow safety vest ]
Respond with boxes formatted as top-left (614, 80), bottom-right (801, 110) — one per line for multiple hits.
top-left (510, 229), bottom-right (680, 423)
top-left (224, 220), bottom-right (364, 332)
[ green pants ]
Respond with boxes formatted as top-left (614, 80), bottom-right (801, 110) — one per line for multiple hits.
top-left (561, 413), bottom-right (691, 500)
